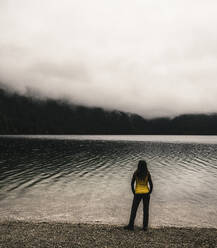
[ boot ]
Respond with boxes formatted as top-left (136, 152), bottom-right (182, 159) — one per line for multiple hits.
top-left (123, 225), bottom-right (134, 231)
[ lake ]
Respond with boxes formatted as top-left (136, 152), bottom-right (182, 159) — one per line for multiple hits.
top-left (0, 135), bottom-right (217, 227)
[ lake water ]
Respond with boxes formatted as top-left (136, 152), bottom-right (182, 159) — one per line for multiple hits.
top-left (0, 135), bottom-right (217, 227)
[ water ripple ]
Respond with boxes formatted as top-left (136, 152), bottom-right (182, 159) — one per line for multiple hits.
top-left (0, 136), bottom-right (217, 227)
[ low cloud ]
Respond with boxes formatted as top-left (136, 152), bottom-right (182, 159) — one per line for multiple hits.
top-left (1, 0), bottom-right (217, 118)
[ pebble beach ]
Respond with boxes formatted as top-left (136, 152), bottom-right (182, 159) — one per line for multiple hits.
top-left (0, 221), bottom-right (217, 248)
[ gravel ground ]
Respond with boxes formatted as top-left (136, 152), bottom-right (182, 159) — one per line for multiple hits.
top-left (0, 221), bottom-right (217, 248)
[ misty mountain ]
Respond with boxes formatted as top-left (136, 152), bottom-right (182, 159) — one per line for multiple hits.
top-left (0, 88), bottom-right (147, 134)
top-left (1, 88), bottom-right (217, 135)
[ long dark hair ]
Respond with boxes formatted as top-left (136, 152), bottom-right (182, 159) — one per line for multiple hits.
top-left (135, 160), bottom-right (148, 180)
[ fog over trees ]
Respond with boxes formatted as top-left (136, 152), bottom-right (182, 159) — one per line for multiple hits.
top-left (1, 88), bottom-right (217, 135)
top-left (1, 1), bottom-right (217, 118)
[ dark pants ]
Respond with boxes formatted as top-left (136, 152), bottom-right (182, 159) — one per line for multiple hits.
top-left (128, 194), bottom-right (150, 228)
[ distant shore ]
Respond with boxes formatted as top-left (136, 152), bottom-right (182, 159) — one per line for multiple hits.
top-left (0, 221), bottom-right (217, 248)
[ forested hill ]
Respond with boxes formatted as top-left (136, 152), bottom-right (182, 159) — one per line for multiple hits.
top-left (1, 88), bottom-right (217, 135)
top-left (0, 88), bottom-right (148, 134)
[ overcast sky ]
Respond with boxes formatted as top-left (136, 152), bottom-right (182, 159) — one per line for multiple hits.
top-left (1, 0), bottom-right (217, 118)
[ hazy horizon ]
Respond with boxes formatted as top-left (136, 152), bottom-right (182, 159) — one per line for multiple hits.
top-left (1, 0), bottom-right (217, 118)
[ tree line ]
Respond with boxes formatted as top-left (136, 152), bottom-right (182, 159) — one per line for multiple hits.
top-left (1, 88), bottom-right (217, 135)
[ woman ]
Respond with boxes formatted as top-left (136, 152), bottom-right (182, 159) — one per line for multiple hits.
top-left (124, 160), bottom-right (153, 231)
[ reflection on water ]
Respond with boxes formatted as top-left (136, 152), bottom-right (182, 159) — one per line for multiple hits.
top-left (0, 135), bottom-right (217, 227)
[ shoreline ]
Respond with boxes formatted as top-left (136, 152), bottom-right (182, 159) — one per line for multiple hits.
top-left (1, 221), bottom-right (217, 248)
